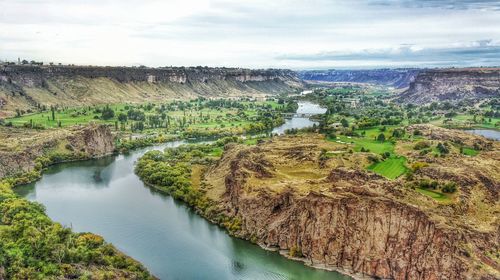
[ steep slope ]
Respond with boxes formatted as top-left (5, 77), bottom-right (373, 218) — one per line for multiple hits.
top-left (202, 133), bottom-right (499, 279)
top-left (397, 68), bottom-right (500, 104)
top-left (298, 69), bottom-right (420, 88)
top-left (0, 124), bottom-right (115, 178)
top-left (0, 65), bottom-right (303, 117)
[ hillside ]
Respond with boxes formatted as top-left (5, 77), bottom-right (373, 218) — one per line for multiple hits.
top-left (202, 132), bottom-right (499, 279)
top-left (0, 65), bottom-right (303, 117)
top-left (397, 68), bottom-right (500, 104)
top-left (298, 69), bottom-right (420, 88)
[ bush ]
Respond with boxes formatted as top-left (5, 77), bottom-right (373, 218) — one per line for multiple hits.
top-left (442, 182), bottom-right (457, 193)
top-left (437, 142), bottom-right (449, 154)
top-left (377, 133), bottom-right (386, 142)
top-left (411, 161), bottom-right (428, 171)
top-left (414, 141), bottom-right (431, 150)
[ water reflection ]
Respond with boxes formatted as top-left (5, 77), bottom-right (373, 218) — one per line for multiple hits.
top-left (15, 107), bottom-right (351, 280)
top-left (272, 101), bottom-right (327, 135)
top-left (464, 129), bottom-right (500, 140)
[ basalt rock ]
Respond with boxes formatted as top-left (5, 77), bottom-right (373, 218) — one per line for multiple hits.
top-left (397, 68), bottom-right (500, 104)
top-left (0, 65), bottom-right (303, 117)
top-left (0, 124), bottom-right (115, 179)
top-left (207, 135), bottom-right (499, 280)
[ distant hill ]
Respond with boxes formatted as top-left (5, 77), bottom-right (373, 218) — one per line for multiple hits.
top-left (298, 68), bottom-right (420, 88)
top-left (0, 65), bottom-right (303, 118)
top-left (397, 68), bottom-right (500, 104)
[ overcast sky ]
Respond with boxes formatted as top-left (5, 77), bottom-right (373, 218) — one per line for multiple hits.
top-left (1, 0), bottom-right (499, 69)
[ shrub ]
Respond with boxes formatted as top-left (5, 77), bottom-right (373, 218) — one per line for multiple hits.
top-left (437, 142), bottom-right (449, 154)
top-left (442, 182), bottom-right (457, 193)
top-left (377, 133), bottom-right (386, 142)
top-left (414, 141), bottom-right (431, 150)
top-left (411, 161), bottom-right (428, 171)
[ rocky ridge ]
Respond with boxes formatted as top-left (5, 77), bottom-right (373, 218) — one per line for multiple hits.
top-left (202, 133), bottom-right (499, 280)
top-left (298, 69), bottom-right (420, 88)
top-left (0, 124), bottom-right (115, 179)
top-left (0, 65), bottom-right (303, 117)
top-left (397, 68), bottom-right (500, 104)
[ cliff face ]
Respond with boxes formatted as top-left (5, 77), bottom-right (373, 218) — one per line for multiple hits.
top-left (203, 134), bottom-right (499, 280)
top-left (0, 124), bottom-right (115, 179)
top-left (0, 65), bottom-right (302, 117)
top-left (397, 68), bottom-right (500, 104)
top-left (298, 69), bottom-right (420, 88)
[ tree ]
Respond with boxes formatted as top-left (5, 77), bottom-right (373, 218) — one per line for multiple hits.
top-left (437, 142), bottom-right (449, 154)
top-left (101, 105), bottom-right (115, 120)
top-left (51, 106), bottom-right (55, 121)
top-left (117, 113), bottom-right (128, 123)
top-left (377, 133), bottom-right (386, 142)
top-left (341, 118), bottom-right (349, 128)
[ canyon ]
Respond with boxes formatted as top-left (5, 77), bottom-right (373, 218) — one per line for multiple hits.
top-left (200, 132), bottom-right (499, 280)
top-left (397, 68), bottom-right (500, 104)
top-left (0, 65), bottom-right (303, 117)
top-left (298, 69), bottom-right (420, 88)
top-left (0, 124), bottom-right (115, 178)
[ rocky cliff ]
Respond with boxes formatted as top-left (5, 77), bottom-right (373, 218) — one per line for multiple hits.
top-left (0, 65), bottom-right (302, 117)
top-left (0, 124), bottom-right (115, 179)
top-left (203, 134), bottom-right (499, 280)
top-left (298, 69), bottom-right (420, 88)
top-left (397, 68), bottom-right (500, 104)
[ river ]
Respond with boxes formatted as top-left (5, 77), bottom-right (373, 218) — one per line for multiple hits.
top-left (272, 101), bottom-right (327, 134)
top-left (16, 102), bottom-right (349, 280)
top-left (464, 129), bottom-right (500, 141)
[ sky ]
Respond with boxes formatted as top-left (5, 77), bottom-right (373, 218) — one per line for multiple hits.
top-left (0, 0), bottom-right (499, 69)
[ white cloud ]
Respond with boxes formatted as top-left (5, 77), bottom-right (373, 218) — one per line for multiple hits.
top-left (0, 0), bottom-right (499, 68)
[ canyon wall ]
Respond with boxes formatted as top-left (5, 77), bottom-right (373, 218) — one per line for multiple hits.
top-left (0, 65), bottom-right (303, 117)
top-left (0, 124), bottom-right (115, 179)
top-left (210, 138), bottom-right (499, 280)
top-left (397, 68), bottom-right (500, 104)
top-left (298, 69), bottom-right (420, 88)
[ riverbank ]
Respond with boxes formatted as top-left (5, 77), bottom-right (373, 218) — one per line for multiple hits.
top-left (6, 101), bottom-right (352, 280)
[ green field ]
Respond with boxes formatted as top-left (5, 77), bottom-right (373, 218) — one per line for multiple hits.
top-left (6, 101), bottom-right (283, 134)
top-left (431, 114), bottom-right (500, 129)
top-left (462, 147), bottom-right (479, 156)
top-left (415, 188), bottom-right (452, 203)
top-left (331, 127), bottom-right (396, 154)
top-left (367, 156), bottom-right (408, 179)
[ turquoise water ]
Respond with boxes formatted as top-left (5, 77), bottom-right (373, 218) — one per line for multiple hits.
top-left (17, 143), bottom-right (350, 280)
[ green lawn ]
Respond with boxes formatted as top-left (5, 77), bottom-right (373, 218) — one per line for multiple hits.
top-left (6, 101), bottom-right (276, 132)
top-left (462, 147), bottom-right (479, 156)
top-left (415, 188), bottom-right (452, 203)
top-left (431, 114), bottom-right (500, 129)
top-left (367, 156), bottom-right (408, 179)
top-left (333, 135), bottom-right (394, 154)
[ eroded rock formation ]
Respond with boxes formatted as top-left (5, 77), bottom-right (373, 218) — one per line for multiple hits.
top-left (203, 134), bottom-right (499, 280)
top-left (397, 68), bottom-right (500, 104)
top-left (0, 124), bottom-right (115, 178)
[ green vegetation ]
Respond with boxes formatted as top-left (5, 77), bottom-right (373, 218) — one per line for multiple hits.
top-left (0, 180), bottom-right (152, 279)
top-left (5, 99), bottom-right (297, 139)
top-left (368, 156), bottom-right (408, 179)
top-left (415, 188), bottom-right (451, 203)
top-left (406, 179), bottom-right (457, 203)
top-left (461, 147), bottom-right (479, 156)
top-left (134, 137), bottom-right (247, 234)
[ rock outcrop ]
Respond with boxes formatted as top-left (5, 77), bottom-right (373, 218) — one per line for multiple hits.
top-left (0, 65), bottom-right (303, 117)
top-left (298, 69), bottom-right (420, 88)
top-left (0, 124), bottom-right (115, 179)
top-left (397, 68), bottom-right (500, 104)
top-left (203, 134), bottom-right (499, 280)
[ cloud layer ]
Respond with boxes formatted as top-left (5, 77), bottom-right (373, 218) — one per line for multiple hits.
top-left (0, 0), bottom-right (499, 68)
